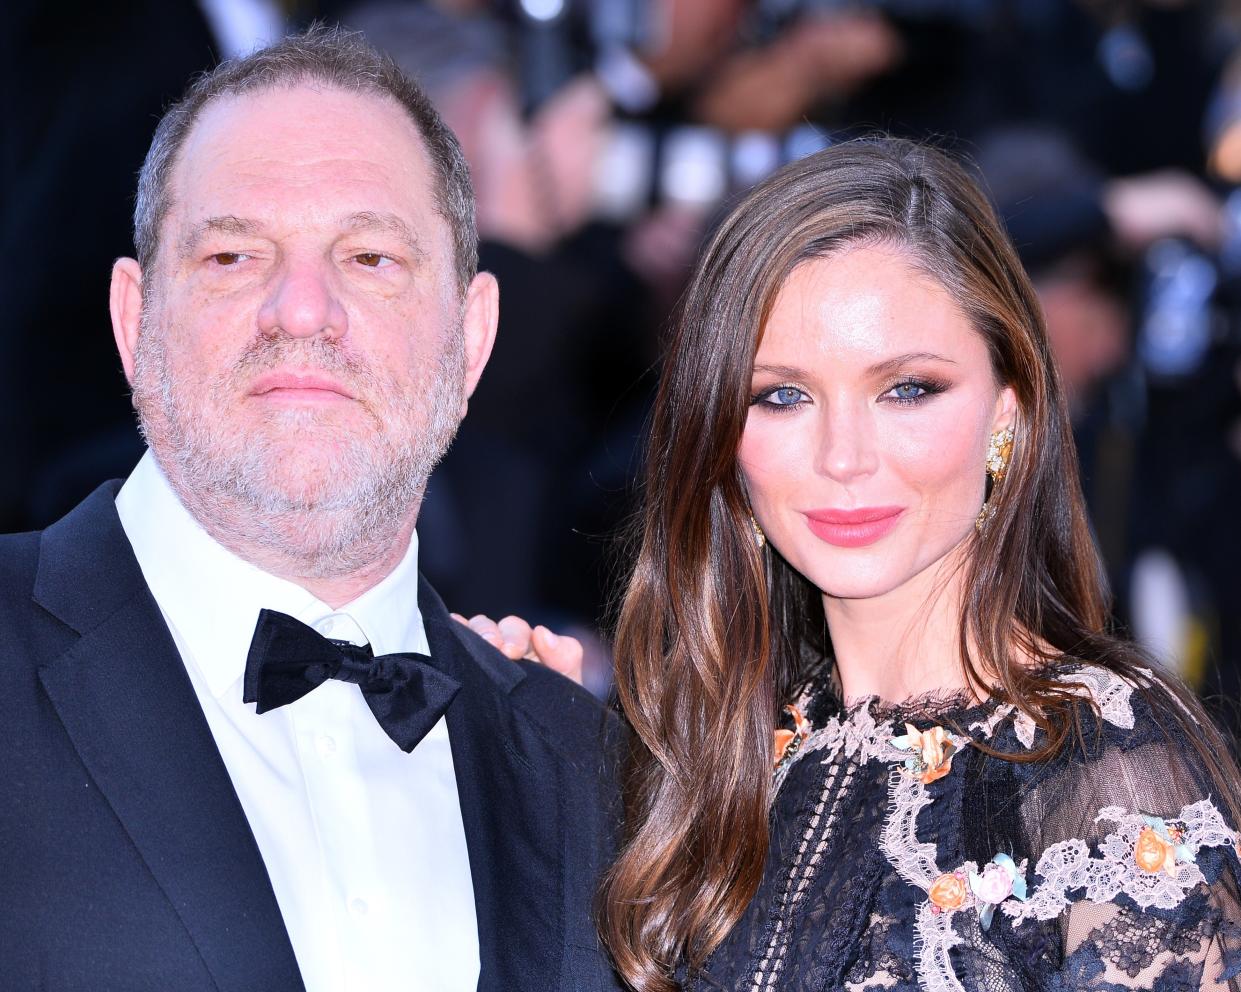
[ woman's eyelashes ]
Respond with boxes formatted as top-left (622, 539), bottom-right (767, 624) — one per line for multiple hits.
top-left (751, 384), bottom-right (808, 409)
top-left (880, 376), bottom-right (949, 406)
top-left (750, 376), bottom-right (950, 411)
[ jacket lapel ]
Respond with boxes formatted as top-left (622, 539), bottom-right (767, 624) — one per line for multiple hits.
top-left (420, 579), bottom-right (568, 992)
top-left (33, 483), bottom-right (304, 992)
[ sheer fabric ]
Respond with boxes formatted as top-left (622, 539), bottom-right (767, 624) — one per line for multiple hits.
top-left (684, 664), bottom-right (1241, 992)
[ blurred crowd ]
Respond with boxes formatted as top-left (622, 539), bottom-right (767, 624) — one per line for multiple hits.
top-left (6, 0), bottom-right (1241, 712)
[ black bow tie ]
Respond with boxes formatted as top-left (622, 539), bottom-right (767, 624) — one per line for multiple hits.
top-left (243, 609), bottom-right (460, 752)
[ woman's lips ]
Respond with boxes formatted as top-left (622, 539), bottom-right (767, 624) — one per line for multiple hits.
top-left (802, 506), bottom-right (904, 548)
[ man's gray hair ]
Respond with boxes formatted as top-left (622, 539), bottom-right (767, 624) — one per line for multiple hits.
top-left (133, 23), bottom-right (477, 291)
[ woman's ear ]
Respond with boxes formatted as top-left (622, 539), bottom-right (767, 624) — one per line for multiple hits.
top-left (992, 385), bottom-right (1018, 434)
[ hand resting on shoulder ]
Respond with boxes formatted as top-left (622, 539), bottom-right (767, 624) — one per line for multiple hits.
top-left (450, 612), bottom-right (584, 686)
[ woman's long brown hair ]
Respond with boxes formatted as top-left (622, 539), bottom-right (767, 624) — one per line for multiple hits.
top-left (598, 137), bottom-right (1241, 991)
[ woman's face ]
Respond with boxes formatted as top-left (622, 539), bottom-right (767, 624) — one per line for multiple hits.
top-left (738, 244), bottom-right (1017, 603)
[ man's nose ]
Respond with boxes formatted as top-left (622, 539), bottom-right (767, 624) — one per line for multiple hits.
top-left (257, 257), bottom-right (349, 340)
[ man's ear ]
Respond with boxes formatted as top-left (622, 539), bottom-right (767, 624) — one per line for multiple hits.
top-left (110, 257), bottom-right (144, 385)
top-left (460, 270), bottom-right (499, 414)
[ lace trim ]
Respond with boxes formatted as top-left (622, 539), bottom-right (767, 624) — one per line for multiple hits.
top-left (783, 663), bottom-right (1140, 793)
top-left (1065, 665), bottom-right (1140, 729)
top-left (894, 796), bottom-right (1234, 991)
top-left (872, 665), bottom-right (1159, 992)
top-left (915, 900), bottom-right (966, 992)
top-left (863, 689), bottom-right (975, 724)
top-left (968, 665), bottom-right (1142, 749)
top-left (1005, 799), bottom-right (1239, 925)
top-left (878, 735), bottom-right (973, 992)
top-left (772, 700), bottom-right (895, 797)
top-left (880, 764), bottom-right (946, 890)
top-left (767, 665), bottom-right (1227, 992)
top-left (773, 681), bottom-right (992, 797)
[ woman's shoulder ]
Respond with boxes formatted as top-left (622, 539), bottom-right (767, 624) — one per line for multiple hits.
top-left (945, 662), bottom-right (1241, 990)
top-left (972, 661), bottom-right (1241, 925)
top-left (976, 659), bottom-right (1240, 826)
top-left (981, 660), bottom-right (1224, 771)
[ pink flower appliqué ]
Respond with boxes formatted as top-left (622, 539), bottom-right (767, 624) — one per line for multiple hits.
top-left (926, 854), bottom-right (1027, 931)
top-left (968, 854), bottom-right (1027, 930)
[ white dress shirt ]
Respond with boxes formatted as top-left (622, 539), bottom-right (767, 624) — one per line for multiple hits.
top-left (116, 452), bottom-right (480, 992)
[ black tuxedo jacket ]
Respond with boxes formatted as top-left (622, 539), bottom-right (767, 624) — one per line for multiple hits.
top-left (0, 483), bottom-right (625, 992)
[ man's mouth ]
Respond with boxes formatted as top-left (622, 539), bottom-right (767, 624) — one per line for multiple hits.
top-left (248, 371), bottom-right (356, 403)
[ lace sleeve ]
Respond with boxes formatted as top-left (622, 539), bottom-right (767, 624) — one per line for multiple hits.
top-left (1004, 692), bottom-right (1241, 991)
top-left (1058, 885), bottom-right (1240, 990)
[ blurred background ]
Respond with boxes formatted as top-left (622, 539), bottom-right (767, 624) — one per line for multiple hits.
top-left (6, 0), bottom-right (1241, 718)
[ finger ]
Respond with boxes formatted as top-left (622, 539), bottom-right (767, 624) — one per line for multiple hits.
top-left (497, 615), bottom-right (535, 660)
top-left (467, 613), bottom-right (505, 653)
top-left (531, 625), bottom-right (584, 686)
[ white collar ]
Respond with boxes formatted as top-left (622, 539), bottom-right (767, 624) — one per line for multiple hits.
top-left (115, 451), bottom-right (429, 700)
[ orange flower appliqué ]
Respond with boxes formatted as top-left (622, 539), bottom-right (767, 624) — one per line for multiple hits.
top-left (928, 871), bottom-right (970, 913)
top-left (1135, 826), bottom-right (1179, 876)
top-left (773, 704), bottom-right (811, 768)
top-left (773, 729), bottom-right (796, 765)
top-left (892, 723), bottom-right (957, 784)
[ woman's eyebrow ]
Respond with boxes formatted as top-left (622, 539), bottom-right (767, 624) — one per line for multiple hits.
top-left (866, 352), bottom-right (958, 376)
top-left (753, 354), bottom-right (957, 379)
top-left (752, 363), bottom-right (807, 379)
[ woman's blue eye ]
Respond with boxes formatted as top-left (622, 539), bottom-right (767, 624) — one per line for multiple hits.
top-left (889, 381), bottom-right (928, 402)
top-left (767, 387), bottom-right (806, 407)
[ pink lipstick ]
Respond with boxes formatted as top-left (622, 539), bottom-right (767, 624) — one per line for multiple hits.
top-left (803, 506), bottom-right (904, 548)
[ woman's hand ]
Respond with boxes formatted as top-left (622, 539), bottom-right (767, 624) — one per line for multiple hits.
top-left (451, 613), bottom-right (584, 686)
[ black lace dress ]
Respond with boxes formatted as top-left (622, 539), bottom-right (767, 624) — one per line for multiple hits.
top-left (684, 664), bottom-right (1241, 992)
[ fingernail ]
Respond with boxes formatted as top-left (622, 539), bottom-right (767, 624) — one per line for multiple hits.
top-left (539, 625), bottom-right (559, 647)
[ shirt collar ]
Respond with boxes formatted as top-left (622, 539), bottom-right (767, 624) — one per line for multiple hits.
top-left (115, 451), bottom-right (429, 700)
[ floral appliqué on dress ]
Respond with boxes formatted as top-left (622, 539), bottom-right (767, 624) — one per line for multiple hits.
top-left (701, 664), bottom-right (1241, 992)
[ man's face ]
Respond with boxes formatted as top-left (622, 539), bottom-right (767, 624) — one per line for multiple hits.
top-left (119, 84), bottom-right (491, 571)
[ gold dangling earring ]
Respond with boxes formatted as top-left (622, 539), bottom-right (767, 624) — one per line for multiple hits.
top-left (976, 427), bottom-right (1014, 532)
top-left (750, 514), bottom-right (766, 549)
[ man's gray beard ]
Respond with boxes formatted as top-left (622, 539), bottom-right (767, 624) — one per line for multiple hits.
top-left (131, 313), bottom-right (465, 579)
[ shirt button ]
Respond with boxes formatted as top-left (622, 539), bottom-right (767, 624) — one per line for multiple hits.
top-left (349, 897), bottom-right (369, 916)
top-left (316, 735), bottom-right (337, 757)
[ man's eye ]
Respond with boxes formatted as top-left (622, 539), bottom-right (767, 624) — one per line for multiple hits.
top-left (210, 252), bottom-right (249, 266)
top-left (354, 253), bottom-right (394, 268)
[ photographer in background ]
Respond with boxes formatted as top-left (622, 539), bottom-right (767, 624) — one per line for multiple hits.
top-left (983, 124), bottom-right (1241, 729)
